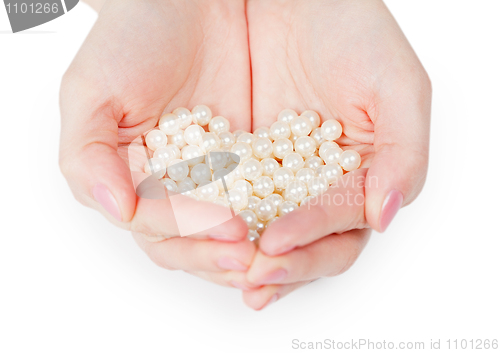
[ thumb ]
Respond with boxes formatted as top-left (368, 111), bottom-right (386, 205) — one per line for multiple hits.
top-left (364, 73), bottom-right (432, 232)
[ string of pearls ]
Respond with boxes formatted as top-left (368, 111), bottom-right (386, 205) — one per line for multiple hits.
top-left (143, 105), bottom-right (361, 242)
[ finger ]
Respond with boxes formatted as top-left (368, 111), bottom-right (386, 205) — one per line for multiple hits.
top-left (259, 168), bottom-right (368, 256)
top-left (185, 270), bottom-right (260, 291)
top-left (242, 280), bottom-right (313, 311)
top-left (365, 58), bottom-right (432, 232)
top-left (132, 232), bottom-right (256, 272)
top-left (247, 228), bottom-right (371, 285)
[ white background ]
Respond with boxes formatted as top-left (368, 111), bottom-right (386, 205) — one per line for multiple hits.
top-left (1, 1), bottom-right (499, 352)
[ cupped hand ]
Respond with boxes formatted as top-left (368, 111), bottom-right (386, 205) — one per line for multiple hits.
top-left (243, 0), bottom-right (431, 309)
top-left (59, 0), bottom-right (258, 289)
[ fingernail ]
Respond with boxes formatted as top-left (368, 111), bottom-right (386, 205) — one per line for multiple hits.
top-left (230, 280), bottom-right (251, 291)
top-left (261, 293), bottom-right (279, 310)
top-left (92, 183), bottom-right (122, 222)
top-left (256, 268), bottom-right (287, 285)
top-left (380, 189), bottom-right (404, 232)
top-left (217, 257), bottom-right (248, 271)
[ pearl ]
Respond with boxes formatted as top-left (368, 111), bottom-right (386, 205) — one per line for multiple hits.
top-left (226, 162), bottom-right (238, 172)
top-left (214, 195), bottom-right (229, 207)
top-left (255, 198), bottom-right (278, 221)
top-left (277, 108), bottom-right (298, 125)
top-left (323, 146), bottom-right (343, 165)
top-left (205, 150), bottom-right (228, 171)
top-left (290, 116), bottom-right (313, 137)
top-left (265, 193), bottom-right (283, 209)
top-left (296, 168), bottom-right (316, 184)
top-left (227, 188), bottom-right (248, 211)
top-left (213, 168), bottom-right (235, 191)
top-left (230, 142), bottom-right (253, 163)
top-left (208, 116), bottom-right (230, 134)
top-left (158, 113), bottom-right (180, 135)
top-left (190, 163), bottom-right (212, 184)
top-left (255, 220), bottom-right (266, 234)
top-left (261, 158), bottom-right (280, 177)
top-left (321, 163), bottom-right (344, 184)
top-left (252, 176), bottom-right (274, 198)
top-left (278, 201), bottom-right (298, 217)
top-left (319, 141), bottom-right (340, 160)
top-left (228, 164), bottom-right (244, 181)
top-left (168, 130), bottom-right (186, 149)
top-left (161, 178), bottom-right (177, 193)
top-left (145, 129), bottom-right (167, 151)
top-left (218, 131), bottom-right (235, 150)
top-left (300, 110), bottom-right (321, 129)
top-left (233, 179), bottom-right (253, 198)
top-left (310, 128), bottom-right (324, 146)
top-left (181, 145), bottom-right (204, 166)
top-left (239, 210), bottom-right (258, 230)
top-left (233, 130), bottom-right (246, 139)
top-left (247, 196), bottom-right (261, 211)
top-left (282, 152), bottom-right (305, 173)
top-left (272, 138), bottom-right (294, 159)
top-left (177, 177), bottom-right (195, 191)
top-left (178, 186), bottom-right (199, 200)
top-left (284, 180), bottom-right (308, 203)
top-left (304, 155), bottom-right (324, 170)
top-left (269, 121), bottom-right (291, 140)
top-left (167, 159), bottom-right (189, 181)
top-left (266, 217), bottom-right (279, 227)
top-left (252, 137), bottom-right (273, 159)
top-left (144, 157), bottom-right (166, 178)
top-left (307, 176), bottom-right (329, 196)
top-left (191, 105), bottom-right (212, 126)
top-left (196, 181), bottom-right (219, 202)
top-left (254, 127), bottom-right (271, 140)
top-left (321, 119), bottom-right (342, 140)
top-left (247, 230), bottom-right (260, 242)
top-left (339, 150), bottom-right (361, 171)
top-left (237, 132), bottom-right (255, 145)
top-left (241, 158), bottom-right (263, 181)
top-left (273, 167), bottom-right (295, 189)
top-left (300, 196), bottom-right (315, 207)
top-left (199, 132), bottom-right (221, 153)
top-left (173, 107), bottom-right (193, 129)
top-left (153, 145), bottom-right (181, 164)
top-left (294, 136), bottom-right (316, 158)
top-left (184, 125), bottom-right (205, 146)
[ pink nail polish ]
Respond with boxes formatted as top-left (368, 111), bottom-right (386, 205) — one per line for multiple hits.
top-left (217, 257), bottom-right (248, 271)
top-left (230, 280), bottom-right (251, 291)
top-left (261, 293), bottom-right (279, 310)
top-left (257, 269), bottom-right (287, 285)
top-left (380, 189), bottom-right (403, 232)
top-left (92, 183), bottom-right (122, 222)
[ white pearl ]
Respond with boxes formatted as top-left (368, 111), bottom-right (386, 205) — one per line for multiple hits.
top-left (218, 131), bottom-right (235, 150)
top-left (307, 176), bottom-right (329, 196)
top-left (208, 116), bottom-right (230, 134)
top-left (255, 220), bottom-right (266, 234)
top-left (237, 132), bottom-right (255, 145)
top-left (310, 128), bottom-right (324, 146)
top-left (226, 162), bottom-right (238, 172)
top-left (145, 129), bottom-right (167, 151)
top-left (213, 168), bottom-right (235, 191)
top-left (247, 196), bottom-right (262, 211)
top-left (239, 209), bottom-right (258, 230)
top-left (178, 186), bottom-right (199, 200)
top-left (265, 193), bottom-right (283, 209)
top-left (300, 195), bottom-right (315, 207)
top-left (266, 216), bottom-right (279, 227)
top-left (228, 164), bottom-right (244, 181)
top-left (190, 163), bottom-right (212, 184)
top-left (323, 146), bottom-right (343, 165)
top-left (227, 188), bottom-right (248, 211)
top-left (254, 127), bottom-right (271, 140)
top-left (153, 145), bottom-right (181, 164)
top-left (181, 145), bottom-right (204, 166)
top-left (191, 105), bottom-right (212, 126)
top-left (205, 150), bottom-right (228, 171)
top-left (284, 180), bottom-right (308, 203)
top-left (214, 196), bottom-right (229, 207)
top-left (278, 200), bottom-right (298, 217)
top-left (161, 178), bottom-right (177, 193)
top-left (241, 158), bottom-right (263, 181)
top-left (277, 108), bottom-right (298, 125)
top-left (167, 159), bottom-right (189, 181)
top-left (304, 155), bottom-right (324, 170)
top-left (319, 141), bottom-right (340, 160)
top-left (282, 152), bottom-right (305, 173)
top-left (199, 132), bottom-right (221, 153)
top-left (252, 137), bottom-right (273, 159)
top-left (196, 181), bottom-right (219, 202)
top-left (173, 107), bottom-right (193, 129)
top-left (296, 168), bottom-right (316, 184)
top-left (321, 163), bottom-right (344, 184)
top-left (177, 177), bottom-right (195, 190)
top-left (184, 125), bottom-right (205, 146)
top-left (339, 150), bottom-right (361, 171)
top-left (290, 116), bottom-right (313, 137)
top-left (158, 113), bottom-right (180, 135)
top-left (300, 110), bottom-right (321, 129)
top-left (247, 229), bottom-right (260, 242)
top-left (273, 167), bottom-right (295, 189)
top-left (252, 176), bottom-right (274, 198)
top-left (321, 119), bottom-right (342, 140)
top-left (168, 130), bottom-right (186, 149)
top-left (294, 136), bottom-right (316, 158)
top-left (233, 179), bottom-right (253, 198)
top-left (269, 121), bottom-right (291, 140)
top-left (255, 198), bottom-right (278, 222)
top-left (233, 130), bottom-right (247, 139)
top-left (261, 158), bottom-right (280, 177)
top-left (144, 157), bottom-right (166, 178)
top-left (230, 142), bottom-right (253, 163)
top-left (272, 138), bottom-right (294, 159)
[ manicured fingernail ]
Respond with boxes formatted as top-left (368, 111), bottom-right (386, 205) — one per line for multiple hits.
top-left (256, 269), bottom-right (287, 285)
top-left (230, 280), bottom-right (251, 291)
top-left (261, 293), bottom-right (279, 310)
top-left (380, 189), bottom-right (403, 232)
top-left (217, 257), bottom-right (248, 271)
top-left (92, 183), bottom-right (121, 221)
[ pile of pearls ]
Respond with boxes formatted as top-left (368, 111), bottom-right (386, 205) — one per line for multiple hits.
top-left (143, 105), bottom-right (361, 242)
